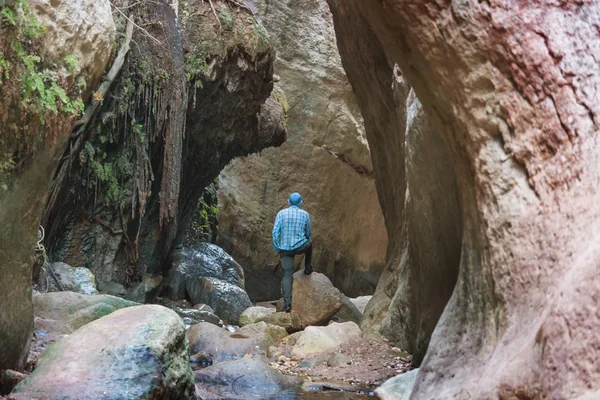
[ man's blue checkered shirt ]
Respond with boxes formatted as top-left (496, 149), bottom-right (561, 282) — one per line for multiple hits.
top-left (272, 205), bottom-right (312, 252)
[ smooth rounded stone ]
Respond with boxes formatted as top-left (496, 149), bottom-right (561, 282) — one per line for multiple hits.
top-left (327, 353), bottom-right (352, 367)
top-left (11, 305), bottom-right (194, 400)
top-left (187, 322), bottom-right (266, 362)
top-left (375, 368), bottom-right (419, 400)
top-left (186, 276), bottom-right (251, 324)
top-left (169, 306), bottom-right (222, 327)
top-left (38, 262), bottom-right (98, 296)
top-left (239, 322), bottom-right (288, 347)
top-left (194, 358), bottom-right (302, 399)
top-left (349, 296), bottom-right (372, 314)
top-left (239, 306), bottom-right (276, 326)
top-left (97, 281), bottom-right (127, 297)
top-left (292, 271), bottom-right (362, 327)
top-left (165, 244), bottom-right (245, 301)
top-left (260, 311), bottom-right (303, 333)
top-left (267, 346), bottom-right (282, 359)
top-left (33, 292), bottom-right (138, 335)
top-left (298, 358), bottom-right (322, 368)
top-left (291, 322), bottom-right (362, 359)
top-left (126, 274), bottom-right (163, 303)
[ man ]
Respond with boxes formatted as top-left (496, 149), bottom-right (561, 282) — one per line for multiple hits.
top-left (272, 192), bottom-right (313, 313)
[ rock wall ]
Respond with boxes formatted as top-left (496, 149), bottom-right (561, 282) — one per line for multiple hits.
top-left (328, 1), bottom-right (600, 398)
top-left (0, 0), bottom-right (114, 375)
top-left (42, 0), bottom-right (285, 289)
top-left (216, 0), bottom-right (387, 301)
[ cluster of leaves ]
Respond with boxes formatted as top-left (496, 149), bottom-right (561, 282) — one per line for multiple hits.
top-left (1, 0), bottom-right (84, 124)
top-left (191, 182), bottom-right (219, 242)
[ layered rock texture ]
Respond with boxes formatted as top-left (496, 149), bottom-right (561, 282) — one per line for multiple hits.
top-left (41, 0), bottom-right (285, 293)
top-left (216, 0), bottom-right (387, 301)
top-left (328, 0), bottom-right (600, 398)
top-left (0, 0), bottom-right (114, 374)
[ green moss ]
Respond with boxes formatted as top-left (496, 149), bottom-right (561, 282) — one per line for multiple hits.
top-left (273, 88), bottom-right (291, 127)
top-left (218, 8), bottom-right (234, 31)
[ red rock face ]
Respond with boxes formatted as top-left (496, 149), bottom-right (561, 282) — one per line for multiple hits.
top-left (328, 0), bottom-right (600, 398)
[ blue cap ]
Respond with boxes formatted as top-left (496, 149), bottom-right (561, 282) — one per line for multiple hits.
top-left (288, 192), bottom-right (303, 206)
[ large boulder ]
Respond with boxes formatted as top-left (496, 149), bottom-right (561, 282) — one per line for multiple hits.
top-left (291, 322), bottom-right (362, 359)
top-left (291, 271), bottom-right (361, 327)
top-left (239, 306), bottom-right (276, 326)
top-left (38, 262), bottom-right (98, 296)
top-left (186, 277), bottom-right (251, 324)
top-left (194, 358), bottom-right (302, 399)
top-left (11, 305), bottom-right (194, 399)
top-left (327, 0), bottom-right (600, 398)
top-left (126, 274), bottom-right (163, 303)
top-left (169, 306), bottom-right (222, 327)
top-left (0, 0), bottom-right (114, 374)
top-left (165, 244), bottom-right (245, 300)
top-left (33, 292), bottom-right (138, 335)
top-left (217, 0), bottom-right (387, 302)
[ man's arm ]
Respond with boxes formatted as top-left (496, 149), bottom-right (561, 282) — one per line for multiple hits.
top-left (272, 213), bottom-right (282, 252)
top-left (305, 213), bottom-right (312, 240)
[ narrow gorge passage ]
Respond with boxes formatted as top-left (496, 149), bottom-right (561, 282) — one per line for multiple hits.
top-left (2, 0), bottom-right (598, 400)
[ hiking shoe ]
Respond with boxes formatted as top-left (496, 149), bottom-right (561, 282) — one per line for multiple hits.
top-left (303, 268), bottom-right (313, 275)
top-left (283, 306), bottom-right (292, 313)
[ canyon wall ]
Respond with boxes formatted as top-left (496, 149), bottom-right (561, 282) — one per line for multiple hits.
top-left (0, 0), bottom-right (114, 374)
top-left (216, 0), bottom-right (388, 301)
top-left (328, 1), bottom-right (600, 398)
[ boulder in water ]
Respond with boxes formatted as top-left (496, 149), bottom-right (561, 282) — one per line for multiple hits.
top-left (11, 305), bottom-right (194, 399)
top-left (169, 306), bottom-right (222, 327)
top-left (194, 358), bottom-right (302, 399)
top-left (38, 262), bottom-right (98, 296)
top-left (375, 369), bottom-right (419, 400)
top-left (291, 322), bottom-right (362, 359)
top-left (165, 244), bottom-right (245, 301)
top-left (126, 274), bottom-right (163, 303)
top-left (186, 276), bottom-right (251, 324)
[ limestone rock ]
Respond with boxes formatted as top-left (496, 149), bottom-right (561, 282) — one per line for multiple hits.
top-left (349, 296), bottom-right (371, 314)
top-left (375, 369), bottom-right (419, 400)
top-left (260, 311), bottom-right (303, 333)
top-left (165, 244), bottom-right (245, 301)
top-left (0, 0), bottom-right (114, 373)
top-left (217, 0), bottom-right (387, 302)
top-left (327, 0), bottom-right (600, 397)
top-left (194, 358), bottom-right (302, 399)
top-left (238, 322), bottom-right (288, 347)
top-left (126, 274), bottom-right (163, 303)
top-left (291, 322), bottom-right (362, 359)
top-left (292, 271), bottom-right (361, 327)
top-left (11, 305), bottom-right (194, 399)
top-left (97, 281), bottom-right (127, 297)
top-left (280, 331), bottom-right (303, 347)
top-left (38, 262), bottom-right (98, 296)
top-left (186, 277), bottom-right (251, 324)
top-left (169, 306), bottom-right (222, 327)
top-left (239, 306), bottom-right (276, 326)
top-left (33, 292), bottom-right (138, 335)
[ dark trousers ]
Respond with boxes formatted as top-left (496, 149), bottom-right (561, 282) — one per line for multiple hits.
top-left (280, 239), bottom-right (313, 308)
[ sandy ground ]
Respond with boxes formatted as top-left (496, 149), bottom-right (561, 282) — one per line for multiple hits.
top-left (269, 335), bottom-right (414, 392)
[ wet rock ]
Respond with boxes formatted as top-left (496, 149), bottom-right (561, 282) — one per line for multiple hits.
top-left (165, 244), bottom-right (245, 301)
top-left (38, 262), bottom-right (98, 296)
top-left (375, 369), bottom-right (419, 400)
top-left (33, 292), bottom-right (138, 335)
top-left (187, 322), bottom-right (265, 362)
top-left (239, 322), bottom-right (288, 348)
top-left (195, 358), bottom-right (302, 399)
top-left (292, 271), bottom-right (361, 327)
top-left (186, 277), bottom-right (251, 325)
top-left (327, 353), bottom-right (352, 367)
top-left (292, 322), bottom-right (362, 359)
top-left (126, 275), bottom-right (163, 303)
top-left (298, 359), bottom-right (321, 368)
top-left (11, 305), bottom-right (194, 399)
top-left (193, 304), bottom-right (214, 313)
top-left (169, 306), bottom-right (222, 327)
top-left (239, 306), bottom-right (276, 326)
